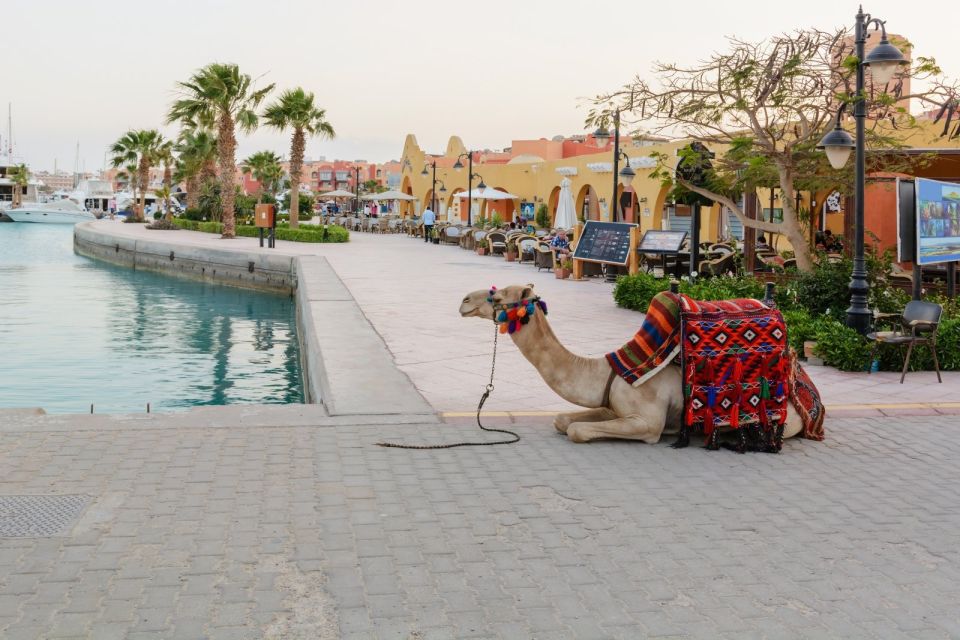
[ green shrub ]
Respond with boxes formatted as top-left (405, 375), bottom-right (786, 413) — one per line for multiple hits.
top-left (535, 203), bottom-right (551, 229)
top-left (613, 273), bottom-right (670, 311)
top-left (810, 320), bottom-right (872, 372)
top-left (173, 217), bottom-right (348, 243)
top-left (182, 208), bottom-right (204, 221)
top-left (490, 213), bottom-right (504, 228)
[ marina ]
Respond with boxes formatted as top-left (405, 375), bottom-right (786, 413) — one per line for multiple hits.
top-left (0, 223), bottom-right (303, 414)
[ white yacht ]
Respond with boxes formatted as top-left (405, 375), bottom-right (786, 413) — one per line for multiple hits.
top-left (4, 199), bottom-right (96, 224)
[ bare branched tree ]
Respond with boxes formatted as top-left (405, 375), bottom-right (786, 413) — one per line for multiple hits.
top-left (588, 27), bottom-right (959, 271)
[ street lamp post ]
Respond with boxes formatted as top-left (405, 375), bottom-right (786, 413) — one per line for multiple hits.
top-left (452, 151), bottom-right (478, 226)
top-left (593, 109), bottom-right (637, 222)
top-left (352, 166), bottom-right (362, 214)
top-left (817, 7), bottom-right (907, 334)
top-left (420, 161), bottom-right (439, 215)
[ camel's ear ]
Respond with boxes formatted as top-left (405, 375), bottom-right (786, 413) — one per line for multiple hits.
top-left (521, 285), bottom-right (534, 300)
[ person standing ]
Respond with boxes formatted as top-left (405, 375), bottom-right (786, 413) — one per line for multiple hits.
top-left (422, 205), bottom-right (436, 243)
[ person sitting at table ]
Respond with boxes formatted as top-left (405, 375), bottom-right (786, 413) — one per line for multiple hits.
top-left (756, 234), bottom-right (773, 253)
top-left (550, 230), bottom-right (571, 257)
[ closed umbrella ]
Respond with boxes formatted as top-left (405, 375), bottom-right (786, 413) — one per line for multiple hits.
top-left (554, 178), bottom-right (577, 229)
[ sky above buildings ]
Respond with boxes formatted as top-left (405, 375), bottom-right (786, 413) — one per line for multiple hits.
top-left (4, 0), bottom-right (958, 172)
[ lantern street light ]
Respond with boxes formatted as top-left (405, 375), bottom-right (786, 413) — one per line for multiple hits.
top-left (817, 7), bottom-right (908, 334)
top-left (593, 108), bottom-right (636, 222)
top-left (420, 160), bottom-right (440, 215)
top-left (452, 151), bottom-right (480, 226)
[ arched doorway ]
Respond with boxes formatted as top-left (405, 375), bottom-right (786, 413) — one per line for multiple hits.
top-left (576, 184), bottom-right (599, 222)
top-left (548, 186), bottom-right (561, 225)
top-left (617, 186), bottom-right (639, 223)
top-left (448, 189), bottom-right (465, 223)
top-left (422, 189), bottom-right (435, 215)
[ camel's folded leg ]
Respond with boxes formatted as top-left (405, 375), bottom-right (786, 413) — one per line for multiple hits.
top-left (554, 408), bottom-right (616, 434)
top-left (566, 414), bottom-right (666, 444)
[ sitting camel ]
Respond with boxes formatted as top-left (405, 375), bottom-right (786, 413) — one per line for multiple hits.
top-left (459, 283), bottom-right (804, 445)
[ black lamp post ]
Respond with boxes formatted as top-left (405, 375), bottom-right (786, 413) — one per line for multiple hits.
top-left (349, 165), bottom-right (362, 213)
top-left (452, 151), bottom-right (477, 226)
top-left (817, 7), bottom-right (907, 334)
top-left (593, 109), bottom-right (637, 222)
top-left (420, 161), bottom-right (439, 215)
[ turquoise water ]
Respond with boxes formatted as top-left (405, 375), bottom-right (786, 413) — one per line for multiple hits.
top-left (0, 223), bottom-right (303, 414)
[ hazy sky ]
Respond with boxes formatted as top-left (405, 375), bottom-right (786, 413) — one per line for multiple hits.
top-left (4, 0), bottom-right (958, 172)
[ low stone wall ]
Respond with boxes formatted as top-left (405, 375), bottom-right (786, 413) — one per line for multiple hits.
top-left (74, 224), bottom-right (297, 294)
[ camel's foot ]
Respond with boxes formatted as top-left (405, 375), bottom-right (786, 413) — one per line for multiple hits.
top-left (670, 425), bottom-right (690, 449)
top-left (567, 415), bottom-right (665, 444)
top-left (554, 408), bottom-right (616, 435)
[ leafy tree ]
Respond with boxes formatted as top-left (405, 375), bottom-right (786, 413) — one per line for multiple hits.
top-left (109, 129), bottom-right (167, 221)
top-left (174, 128), bottom-right (217, 211)
top-left (262, 88), bottom-right (334, 229)
top-left (168, 63), bottom-right (274, 238)
top-left (589, 28), bottom-right (958, 271)
top-left (9, 164), bottom-right (29, 207)
top-left (281, 192), bottom-right (315, 218)
top-left (241, 151), bottom-right (283, 202)
top-left (535, 203), bottom-right (551, 229)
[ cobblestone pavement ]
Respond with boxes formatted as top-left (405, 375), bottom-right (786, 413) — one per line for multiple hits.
top-left (1, 415), bottom-right (958, 639)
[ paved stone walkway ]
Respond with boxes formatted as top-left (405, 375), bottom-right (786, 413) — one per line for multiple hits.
top-left (1, 415), bottom-right (958, 639)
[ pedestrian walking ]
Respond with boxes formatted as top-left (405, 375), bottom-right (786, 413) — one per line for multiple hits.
top-left (422, 206), bottom-right (436, 243)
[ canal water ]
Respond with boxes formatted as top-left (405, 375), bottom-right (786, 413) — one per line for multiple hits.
top-left (0, 223), bottom-right (303, 414)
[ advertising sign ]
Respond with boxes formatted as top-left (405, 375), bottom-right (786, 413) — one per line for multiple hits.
top-left (638, 230), bottom-right (688, 254)
top-left (520, 202), bottom-right (535, 220)
top-left (916, 177), bottom-right (960, 265)
top-left (573, 221), bottom-right (636, 265)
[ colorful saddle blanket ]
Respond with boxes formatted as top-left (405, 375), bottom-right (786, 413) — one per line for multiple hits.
top-left (606, 293), bottom-right (825, 442)
top-left (679, 295), bottom-right (789, 439)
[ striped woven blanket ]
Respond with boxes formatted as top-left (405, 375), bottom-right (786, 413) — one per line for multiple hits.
top-left (605, 292), bottom-right (682, 386)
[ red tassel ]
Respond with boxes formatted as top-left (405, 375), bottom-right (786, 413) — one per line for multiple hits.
top-left (731, 356), bottom-right (744, 429)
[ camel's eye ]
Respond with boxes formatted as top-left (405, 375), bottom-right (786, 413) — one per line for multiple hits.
top-left (462, 296), bottom-right (471, 304)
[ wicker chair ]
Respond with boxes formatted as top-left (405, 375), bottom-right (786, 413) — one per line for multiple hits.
top-left (471, 230), bottom-right (487, 251)
top-left (442, 226), bottom-right (462, 245)
top-left (517, 238), bottom-right (540, 264)
top-left (534, 242), bottom-right (557, 271)
top-left (698, 253), bottom-right (735, 277)
top-left (486, 232), bottom-right (508, 256)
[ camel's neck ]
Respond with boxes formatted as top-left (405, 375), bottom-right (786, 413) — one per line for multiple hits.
top-left (509, 311), bottom-right (611, 408)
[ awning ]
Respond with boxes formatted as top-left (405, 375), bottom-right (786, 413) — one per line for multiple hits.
top-left (317, 189), bottom-right (356, 198)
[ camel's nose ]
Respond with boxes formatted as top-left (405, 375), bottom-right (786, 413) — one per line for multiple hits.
top-left (462, 296), bottom-right (471, 304)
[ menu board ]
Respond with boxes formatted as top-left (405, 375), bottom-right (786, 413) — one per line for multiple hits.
top-left (573, 221), bottom-right (636, 265)
top-left (638, 230), bottom-right (688, 254)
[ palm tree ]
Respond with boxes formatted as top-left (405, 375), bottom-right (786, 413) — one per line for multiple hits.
top-left (109, 129), bottom-right (166, 221)
top-left (241, 151), bottom-right (283, 203)
top-left (9, 164), bottom-right (30, 207)
top-left (167, 63), bottom-right (274, 238)
top-left (174, 128), bottom-right (217, 211)
top-left (262, 88), bottom-right (334, 228)
top-left (154, 184), bottom-right (173, 221)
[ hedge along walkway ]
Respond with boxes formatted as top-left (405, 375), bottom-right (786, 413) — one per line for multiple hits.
top-left (171, 217), bottom-right (350, 242)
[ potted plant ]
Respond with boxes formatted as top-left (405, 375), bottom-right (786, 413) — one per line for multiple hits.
top-left (555, 257), bottom-right (572, 279)
top-left (431, 226), bottom-right (441, 244)
top-left (535, 203), bottom-right (551, 230)
top-left (505, 242), bottom-right (518, 262)
top-left (475, 239), bottom-right (489, 256)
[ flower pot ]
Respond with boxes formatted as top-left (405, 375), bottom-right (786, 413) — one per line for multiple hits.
top-left (476, 247), bottom-right (487, 256)
top-left (555, 267), bottom-right (571, 279)
top-left (505, 251), bottom-right (517, 262)
top-left (803, 340), bottom-right (818, 359)
top-left (431, 237), bottom-right (440, 244)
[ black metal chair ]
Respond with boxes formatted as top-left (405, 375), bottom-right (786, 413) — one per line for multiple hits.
top-left (866, 300), bottom-right (943, 384)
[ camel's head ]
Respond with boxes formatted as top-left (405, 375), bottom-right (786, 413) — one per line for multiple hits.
top-left (460, 285), bottom-right (544, 333)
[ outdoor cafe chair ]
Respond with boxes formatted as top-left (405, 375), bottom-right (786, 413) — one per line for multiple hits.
top-left (443, 226), bottom-right (461, 245)
top-left (486, 232), bottom-right (508, 256)
top-left (866, 300), bottom-right (943, 384)
top-left (535, 242), bottom-right (557, 271)
top-left (518, 238), bottom-right (539, 264)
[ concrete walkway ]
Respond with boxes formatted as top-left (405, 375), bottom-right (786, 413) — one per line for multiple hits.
top-left (86, 221), bottom-right (960, 417)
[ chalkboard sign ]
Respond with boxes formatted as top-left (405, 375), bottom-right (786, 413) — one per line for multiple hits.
top-left (573, 221), bottom-right (637, 265)
top-left (638, 230), bottom-right (688, 254)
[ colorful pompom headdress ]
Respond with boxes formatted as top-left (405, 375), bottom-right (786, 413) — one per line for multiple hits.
top-left (487, 286), bottom-right (547, 335)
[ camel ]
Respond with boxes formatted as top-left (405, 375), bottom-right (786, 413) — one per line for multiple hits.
top-left (459, 283), bottom-right (804, 445)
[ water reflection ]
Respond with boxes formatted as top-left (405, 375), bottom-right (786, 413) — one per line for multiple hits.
top-left (0, 223), bottom-right (303, 413)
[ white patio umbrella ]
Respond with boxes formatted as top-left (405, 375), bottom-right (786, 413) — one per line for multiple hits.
top-left (554, 178), bottom-right (577, 229)
top-left (454, 186), bottom-right (519, 201)
top-left (359, 189), bottom-right (415, 201)
top-left (317, 189), bottom-right (356, 198)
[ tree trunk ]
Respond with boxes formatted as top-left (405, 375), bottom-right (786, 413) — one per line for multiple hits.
top-left (777, 170), bottom-right (814, 272)
top-left (288, 128), bottom-right (305, 229)
top-left (218, 113), bottom-right (237, 238)
top-left (186, 175), bottom-right (200, 211)
top-left (138, 158), bottom-right (149, 222)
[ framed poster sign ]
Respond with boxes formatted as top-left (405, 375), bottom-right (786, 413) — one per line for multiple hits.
top-left (916, 177), bottom-right (960, 265)
top-left (573, 221), bottom-right (637, 265)
top-left (638, 230), bottom-right (687, 254)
